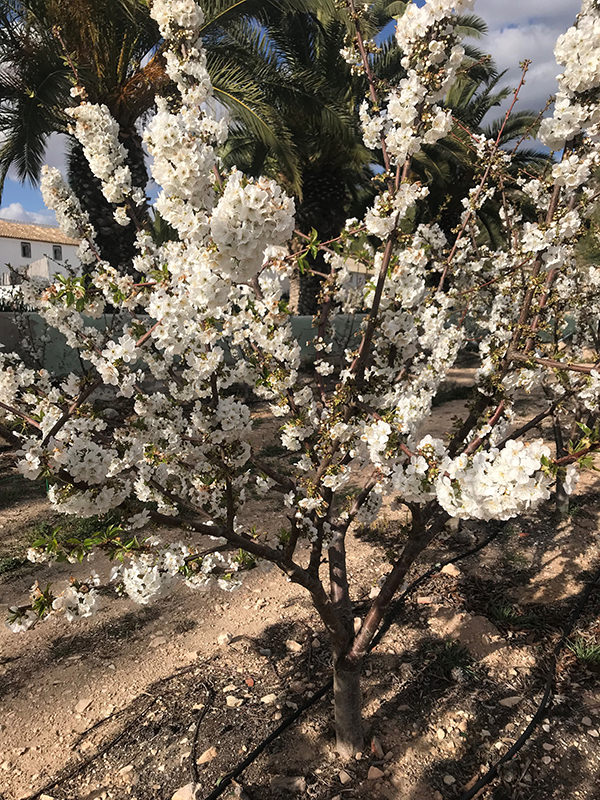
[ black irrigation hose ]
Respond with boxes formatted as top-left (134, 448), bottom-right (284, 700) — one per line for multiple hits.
top-left (26, 695), bottom-right (159, 800)
top-left (200, 524), bottom-right (507, 799)
top-left (201, 679), bottom-right (333, 800)
top-left (460, 562), bottom-right (600, 800)
top-left (191, 682), bottom-right (216, 784)
top-left (369, 523), bottom-right (506, 652)
top-left (26, 660), bottom-right (213, 800)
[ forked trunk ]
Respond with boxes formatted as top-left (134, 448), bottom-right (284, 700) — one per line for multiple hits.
top-left (333, 654), bottom-right (363, 758)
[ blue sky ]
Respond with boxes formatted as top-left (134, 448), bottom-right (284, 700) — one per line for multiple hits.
top-left (0, 0), bottom-right (582, 226)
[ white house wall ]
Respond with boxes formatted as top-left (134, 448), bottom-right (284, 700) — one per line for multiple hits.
top-left (0, 239), bottom-right (80, 284)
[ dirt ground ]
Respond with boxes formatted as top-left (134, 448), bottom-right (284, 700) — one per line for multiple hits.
top-left (1, 373), bottom-right (599, 800)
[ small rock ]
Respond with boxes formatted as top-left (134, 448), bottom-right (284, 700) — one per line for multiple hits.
top-left (416, 596), bottom-right (434, 605)
top-left (197, 747), bottom-right (217, 765)
top-left (499, 696), bottom-right (522, 708)
top-left (40, 795), bottom-right (56, 800)
top-left (226, 696), bottom-right (244, 708)
top-left (481, 729), bottom-right (491, 737)
top-left (286, 639), bottom-right (302, 653)
top-left (542, 743), bottom-right (554, 751)
top-left (353, 617), bottom-right (362, 634)
top-left (582, 716), bottom-right (593, 726)
top-left (217, 633), bottom-right (233, 646)
top-left (223, 684), bottom-right (238, 693)
top-left (436, 728), bottom-right (446, 740)
top-left (443, 775), bottom-right (456, 785)
top-left (369, 586), bottom-right (380, 599)
top-left (259, 648), bottom-right (271, 656)
top-left (118, 764), bottom-right (136, 784)
top-left (441, 563), bottom-right (461, 577)
top-left (261, 694), bottom-right (277, 705)
top-left (171, 784), bottom-right (198, 800)
top-left (371, 736), bottom-right (384, 758)
top-left (75, 697), bottom-right (92, 714)
top-left (542, 756), bottom-right (552, 765)
top-left (339, 770), bottom-right (352, 785)
top-left (289, 681), bottom-right (304, 693)
top-left (270, 776), bottom-right (307, 792)
top-left (367, 766), bottom-right (385, 780)
top-left (588, 729), bottom-right (599, 737)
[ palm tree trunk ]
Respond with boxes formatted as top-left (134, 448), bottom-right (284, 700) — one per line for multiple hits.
top-left (67, 128), bottom-right (148, 274)
top-left (295, 165), bottom-right (347, 316)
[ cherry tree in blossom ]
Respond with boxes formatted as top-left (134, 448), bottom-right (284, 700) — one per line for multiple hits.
top-left (2, 0), bottom-right (600, 756)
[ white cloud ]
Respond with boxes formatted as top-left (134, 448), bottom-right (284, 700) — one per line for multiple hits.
top-left (0, 202), bottom-right (56, 226)
top-left (474, 0), bottom-right (579, 31)
top-left (473, 1), bottom-right (582, 121)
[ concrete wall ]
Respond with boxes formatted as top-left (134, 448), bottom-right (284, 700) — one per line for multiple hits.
top-left (0, 312), bottom-right (366, 376)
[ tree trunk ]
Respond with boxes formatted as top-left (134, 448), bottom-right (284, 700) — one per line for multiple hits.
top-left (333, 654), bottom-right (363, 758)
top-left (295, 165), bottom-right (348, 316)
top-left (67, 128), bottom-right (149, 276)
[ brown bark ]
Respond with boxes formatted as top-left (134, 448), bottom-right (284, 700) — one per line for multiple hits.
top-left (333, 653), bottom-right (363, 758)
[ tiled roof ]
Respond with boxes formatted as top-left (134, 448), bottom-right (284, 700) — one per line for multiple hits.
top-left (0, 219), bottom-right (79, 246)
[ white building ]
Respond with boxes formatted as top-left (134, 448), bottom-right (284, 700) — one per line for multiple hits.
top-left (0, 219), bottom-right (80, 285)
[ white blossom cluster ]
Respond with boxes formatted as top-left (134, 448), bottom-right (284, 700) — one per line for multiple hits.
top-left (358, 0), bottom-right (471, 167)
top-left (210, 169), bottom-right (295, 282)
top-left (436, 440), bottom-right (554, 521)
top-left (151, 0), bottom-right (204, 38)
top-left (364, 184), bottom-right (429, 239)
top-left (66, 104), bottom-right (139, 211)
top-left (539, 0), bottom-right (600, 194)
top-left (3, 0), bottom-right (600, 634)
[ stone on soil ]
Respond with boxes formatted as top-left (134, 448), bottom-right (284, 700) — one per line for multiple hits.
top-left (197, 747), bottom-right (217, 764)
top-left (339, 770), bottom-right (352, 785)
top-left (226, 696), bottom-right (244, 708)
top-left (499, 696), bottom-right (522, 708)
top-left (270, 776), bottom-right (307, 792)
top-left (171, 785), bottom-right (197, 800)
top-left (367, 766), bottom-right (385, 780)
top-left (75, 697), bottom-right (92, 714)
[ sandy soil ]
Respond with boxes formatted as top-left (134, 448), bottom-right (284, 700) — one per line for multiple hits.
top-left (1, 373), bottom-right (599, 800)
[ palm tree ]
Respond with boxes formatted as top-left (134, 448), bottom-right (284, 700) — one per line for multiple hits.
top-left (360, 5), bottom-right (549, 246)
top-left (214, 11), bottom-right (378, 312)
top-left (0, 0), bottom-right (164, 265)
top-left (0, 0), bottom-right (332, 267)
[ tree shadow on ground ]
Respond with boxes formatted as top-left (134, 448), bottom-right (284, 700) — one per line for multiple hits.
top-left (28, 586), bottom-right (600, 800)
top-left (0, 602), bottom-right (164, 700)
